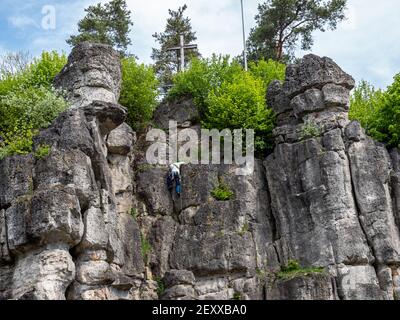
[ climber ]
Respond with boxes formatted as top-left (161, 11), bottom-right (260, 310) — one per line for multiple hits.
top-left (167, 162), bottom-right (186, 197)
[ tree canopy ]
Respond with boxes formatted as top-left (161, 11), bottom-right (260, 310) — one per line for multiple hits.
top-left (119, 58), bottom-right (159, 131)
top-left (67, 0), bottom-right (133, 55)
top-left (151, 4), bottom-right (200, 90)
top-left (247, 0), bottom-right (347, 62)
top-left (350, 76), bottom-right (400, 148)
top-left (168, 56), bottom-right (286, 155)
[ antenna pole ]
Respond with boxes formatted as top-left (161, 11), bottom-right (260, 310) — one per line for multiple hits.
top-left (180, 34), bottom-right (185, 72)
top-left (241, 0), bottom-right (248, 71)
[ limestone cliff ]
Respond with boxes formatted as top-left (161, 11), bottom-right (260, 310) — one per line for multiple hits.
top-left (0, 43), bottom-right (399, 300)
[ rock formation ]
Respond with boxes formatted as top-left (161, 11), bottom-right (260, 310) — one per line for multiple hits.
top-left (0, 43), bottom-right (152, 300)
top-left (266, 55), bottom-right (400, 300)
top-left (1, 44), bottom-right (399, 300)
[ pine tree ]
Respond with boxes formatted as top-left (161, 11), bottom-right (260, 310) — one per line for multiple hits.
top-left (151, 5), bottom-right (200, 90)
top-left (247, 0), bottom-right (347, 62)
top-left (67, 0), bottom-right (133, 55)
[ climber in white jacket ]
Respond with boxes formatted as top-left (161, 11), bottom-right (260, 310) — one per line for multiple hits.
top-left (167, 162), bottom-right (186, 196)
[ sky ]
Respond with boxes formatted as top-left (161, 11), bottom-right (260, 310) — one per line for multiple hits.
top-left (0, 0), bottom-right (399, 89)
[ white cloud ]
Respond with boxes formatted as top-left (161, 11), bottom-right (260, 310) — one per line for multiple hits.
top-left (8, 15), bottom-right (39, 29)
top-left (4, 0), bottom-right (400, 89)
top-left (297, 0), bottom-right (400, 88)
top-left (122, 0), bottom-right (260, 63)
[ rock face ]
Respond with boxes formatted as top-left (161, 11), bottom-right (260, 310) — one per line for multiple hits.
top-left (1, 47), bottom-right (400, 300)
top-left (54, 42), bottom-right (122, 109)
top-left (265, 54), bottom-right (400, 300)
top-left (0, 43), bottom-right (148, 300)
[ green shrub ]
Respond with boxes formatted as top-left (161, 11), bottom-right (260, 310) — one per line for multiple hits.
top-left (155, 277), bottom-right (165, 297)
top-left (248, 59), bottom-right (286, 90)
top-left (204, 72), bottom-right (276, 153)
top-left (278, 260), bottom-right (325, 280)
top-left (349, 80), bottom-right (384, 130)
top-left (350, 77), bottom-right (400, 148)
top-left (281, 260), bottom-right (301, 273)
top-left (299, 120), bottom-right (322, 140)
top-left (119, 57), bottom-right (159, 131)
top-left (130, 208), bottom-right (138, 219)
top-left (0, 51), bottom-right (66, 96)
top-left (140, 232), bottom-right (152, 265)
top-left (168, 55), bottom-right (243, 115)
top-left (379, 74), bottom-right (400, 148)
top-left (0, 51), bottom-right (68, 160)
top-left (168, 56), bottom-right (285, 155)
top-left (233, 292), bottom-right (242, 300)
top-left (25, 51), bottom-right (67, 88)
top-left (211, 178), bottom-right (234, 201)
top-left (0, 125), bottom-right (36, 160)
top-left (0, 86), bottom-right (68, 132)
top-left (34, 144), bottom-right (51, 160)
top-left (0, 87), bottom-right (68, 159)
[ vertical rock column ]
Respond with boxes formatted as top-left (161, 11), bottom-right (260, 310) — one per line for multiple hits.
top-left (265, 54), bottom-right (400, 300)
top-left (53, 42), bottom-right (145, 300)
top-left (0, 42), bottom-right (146, 300)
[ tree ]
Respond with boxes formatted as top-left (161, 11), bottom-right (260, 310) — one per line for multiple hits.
top-left (247, 0), bottom-right (347, 62)
top-left (67, 0), bottom-right (133, 55)
top-left (168, 55), bottom-right (243, 115)
top-left (0, 51), bottom-right (68, 159)
top-left (119, 57), bottom-right (159, 131)
top-left (167, 56), bottom-right (286, 154)
top-left (349, 76), bottom-right (400, 148)
top-left (0, 52), bottom-right (31, 78)
top-left (151, 5), bottom-right (200, 90)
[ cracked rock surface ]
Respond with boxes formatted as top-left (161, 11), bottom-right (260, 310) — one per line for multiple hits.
top-left (1, 46), bottom-right (399, 300)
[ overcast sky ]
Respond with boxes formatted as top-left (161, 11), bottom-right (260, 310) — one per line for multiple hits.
top-left (0, 0), bottom-right (399, 89)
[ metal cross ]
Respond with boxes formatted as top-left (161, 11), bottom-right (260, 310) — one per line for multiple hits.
top-left (166, 34), bottom-right (198, 72)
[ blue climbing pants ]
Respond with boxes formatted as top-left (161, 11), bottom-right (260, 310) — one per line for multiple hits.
top-left (173, 172), bottom-right (181, 195)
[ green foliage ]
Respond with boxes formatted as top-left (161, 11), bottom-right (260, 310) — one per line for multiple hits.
top-left (300, 120), bottom-right (322, 140)
top-left (255, 268), bottom-right (268, 282)
top-left (25, 51), bottom-right (67, 88)
top-left (169, 57), bottom-right (285, 155)
top-left (67, 0), bottom-right (133, 55)
top-left (281, 260), bottom-right (301, 273)
top-left (205, 72), bottom-right (276, 153)
top-left (248, 59), bottom-right (287, 89)
top-left (0, 125), bottom-right (35, 160)
top-left (350, 77), bottom-right (400, 148)
top-left (379, 74), bottom-right (400, 148)
top-left (168, 55), bottom-right (243, 115)
top-left (34, 144), bottom-right (51, 160)
top-left (0, 52), bottom-right (30, 78)
top-left (155, 277), bottom-right (166, 297)
top-left (140, 233), bottom-right (152, 265)
top-left (211, 178), bottom-right (234, 201)
top-left (119, 57), bottom-right (159, 130)
top-left (0, 86), bottom-right (68, 133)
top-left (233, 292), bottom-right (242, 300)
top-left (130, 208), bottom-right (138, 219)
top-left (152, 5), bottom-right (200, 89)
top-left (278, 260), bottom-right (325, 280)
top-left (0, 51), bottom-right (67, 160)
top-left (248, 0), bottom-right (347, 61)
top-left (0, 51), bottom-right (66, 96)
top-left (349, 80), bottom-right (384, 130)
